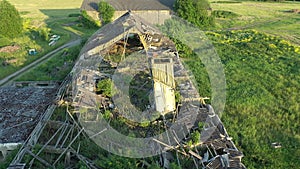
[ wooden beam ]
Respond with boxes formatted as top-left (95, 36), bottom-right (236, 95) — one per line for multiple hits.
top-left (53, 128), bottom-right (84, 166)
top-left (152, 138), bottom-right (188, 156)
top-left (188, 150), bottom-right (203, 160)
top-left (26, 150), bottom-right (53, 168)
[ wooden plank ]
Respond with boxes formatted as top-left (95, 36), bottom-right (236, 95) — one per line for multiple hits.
top-left (52, 128), bottom-right (84, 165)
top-left (188, 150), bottom-right (203, 160)
top-left (26, 150), bottom-right (53, 168)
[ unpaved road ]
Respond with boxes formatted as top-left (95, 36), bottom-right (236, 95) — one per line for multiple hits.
top-left (0, 38), bottom-right (81, 86)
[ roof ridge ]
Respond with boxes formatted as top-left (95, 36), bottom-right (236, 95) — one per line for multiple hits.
top-left (81, 0), bottom-right (175, 11)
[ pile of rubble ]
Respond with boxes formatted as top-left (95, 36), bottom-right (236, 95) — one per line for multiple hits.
top-left (0, 86), bottom-right (58, 143)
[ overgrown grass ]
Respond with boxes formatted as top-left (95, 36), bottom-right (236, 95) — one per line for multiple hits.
top-left (210, 0), bottom-right (300, 43)
top-left (0, 146), bottom-right (20, 169)
top-left (203, 30), bottom-right (300, 168)
top-left (0, 29), bottom-right (71, 79)
top-left (205, 8), bottom-right (300, 168)
top-left (0, 35), bottom-right (12, 47)
top-left (162, 16), bottom-right (299, 168)
top-left (16, 45), bottom-right (81, 81)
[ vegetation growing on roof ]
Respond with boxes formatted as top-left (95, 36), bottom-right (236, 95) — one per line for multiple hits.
top-left (96, 78), bottom-right (116, 97)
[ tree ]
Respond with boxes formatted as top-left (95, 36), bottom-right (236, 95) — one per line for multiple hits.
top-left (174, 0), bottom-right (214, 29)
top-left (0, 0), bottom-right (22, 38)
top-left (98, 1), bottom-right (115, 24)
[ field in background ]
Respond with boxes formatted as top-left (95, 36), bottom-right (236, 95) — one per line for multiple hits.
top-left (8, 0), bottom-right (82, 21)
top-left (210, 0), bottom-right (300, 44)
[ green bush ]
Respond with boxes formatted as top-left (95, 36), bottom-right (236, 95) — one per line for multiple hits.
top-left (174, 0), bottom-right (215, 29)
top-left (0, 0), bottom-right (23, 38)
top-left (170, 162), bottom-right (182, 169)
top-left (0, 35), bottom-right (11, 47)
top-left (140, 120), bottom-right (150, 127)
top-left (80, 10), bottom-right (100, 28)
top-left (0, 147), bottom-right (20, 169)
top-left (191, 130), bottom-right (200, 144)
top-left (103, 110), bottom-right (112, 120)
top-left (96, 154), bottom-right (140, 169)
top-left (38, 27), bottom-right (51, 41)
top-left (96, 78), bottom-right (116, 97)
top-left (22, 18), bottom-right (31, 30)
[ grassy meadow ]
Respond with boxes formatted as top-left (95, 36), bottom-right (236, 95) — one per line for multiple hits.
top-left (0, 0), bottom-right (97, 80)
top-left (205, 30), bottom-right (300, 168)
top-left (206, 1), bottom-right (300, 168)
top-left (210, 0), bottom-right (300, 44)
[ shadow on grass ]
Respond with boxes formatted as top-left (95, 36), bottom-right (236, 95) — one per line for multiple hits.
top-left (40, 9), bottom-right (98, 38)
top-left (40, 8), bottom-right (80, 19)
top-left (40, 9), bottom-right (81, 36)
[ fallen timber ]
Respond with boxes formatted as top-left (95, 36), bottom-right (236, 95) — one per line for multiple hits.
top-left (8, 76), bottom-right (72, 168)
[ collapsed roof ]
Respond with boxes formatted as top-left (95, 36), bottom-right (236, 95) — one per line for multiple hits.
top-left (72, 11), bottom-right (246, 168)
top-left (0, 86), bottom-right (58, 143)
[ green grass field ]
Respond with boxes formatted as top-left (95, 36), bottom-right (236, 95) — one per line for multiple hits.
top-left (8, 0), bottom-right (82, 21)
top-left (204, 2), bottom-right (300, 168)
top-left (205, 30), bottom-right (300, 168)
top-left (202, 1), bottom-right (300, 168)
top-left (210, 0), bottom-right (300, 44)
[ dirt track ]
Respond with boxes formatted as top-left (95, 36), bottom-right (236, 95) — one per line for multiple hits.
top-left (0, 38), bottom-right (81, 86)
